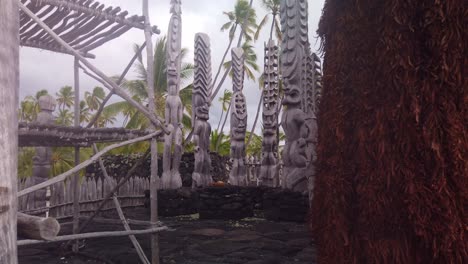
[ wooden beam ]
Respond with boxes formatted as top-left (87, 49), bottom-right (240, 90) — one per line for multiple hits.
top-left (28, 0), bottom-right (161, 34)
top-left (20, 39), bottom-right (96, 58)
top-left (0, 0), bottom-right (19, 263)
top-left (17, 132), bottom-right (161, 197)
top-left (17, 213), bottom-right (60, 241)
top-left (17, 226), bottom-right (168, 246)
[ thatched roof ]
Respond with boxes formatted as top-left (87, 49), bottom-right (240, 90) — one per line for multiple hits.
top-left (20, 0), bottom-right (160, 58)
top-left (19, 122), bottom-right (154, 147)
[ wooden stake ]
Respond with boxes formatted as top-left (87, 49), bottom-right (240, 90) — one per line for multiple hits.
top-left (143, 0), bottom-right (160, 263)
top-left (72, 57), bottom-right (81, 252)
top-left (0, 1), bottom-right (19, 262)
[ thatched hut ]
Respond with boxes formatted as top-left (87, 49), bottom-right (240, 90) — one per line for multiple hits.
top-left (311, 0), bottom-right (467, 263)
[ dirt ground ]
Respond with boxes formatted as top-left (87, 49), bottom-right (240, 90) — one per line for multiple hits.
top-left (18, 208), bottom-right (316, 264)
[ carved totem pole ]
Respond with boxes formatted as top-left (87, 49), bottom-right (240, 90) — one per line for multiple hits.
top-left (228, 48), bottom-right (247, 186)
top-left (33, 95), bottom-right (56, 208)
top-left (161, 0), bottom-right (183, 189)
top-left (192, 33), bottom-right (212, 188)
top-left (279, 0), bottom-right (317, 192)
top-left (260, 40), bottom-right (280, 187)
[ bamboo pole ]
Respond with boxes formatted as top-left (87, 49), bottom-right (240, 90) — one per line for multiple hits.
top-left (142, 0), bottom-right (160, 263)
top-left (0, 1), bottom-right (19, 262)
top-left (18, 132), bottom-right (160, 197)
top-left (92, 144), bottom-right (150, 264)
top-left (17, 226), bottom-right (168, 246)
top-left (72, 57), bottom-right (81, 252)
top-left (18, 1), bottom-right (168, 134)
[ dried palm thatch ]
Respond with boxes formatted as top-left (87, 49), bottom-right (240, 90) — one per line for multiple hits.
top-left (311, 0), bottom-right (467, 263)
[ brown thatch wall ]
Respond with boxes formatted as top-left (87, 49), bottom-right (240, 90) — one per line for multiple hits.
top-left (311, 0), bottom-right (467, 263)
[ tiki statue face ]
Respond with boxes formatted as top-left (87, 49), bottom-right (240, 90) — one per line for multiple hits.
top-left (194, 93), bottom-right (209, 121)
top-left (231, 92), bottom-right (247, 140)
top-left (282, 80), bottom-right (302, 106)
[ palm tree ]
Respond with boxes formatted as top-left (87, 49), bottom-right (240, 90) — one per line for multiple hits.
top-left (84, 86), bottom-right (106, 111)
top-left (223, 41), bottom-right (260, 81)
top-left (254, 0), bottom-right (282, 42)
top-left (104, 37), bottom-right (194, 131)
top-left (215, 90), bottom-right (233, 134)
top-left (211, 0), bottom-right (256, 101)
top-left (210, 130), bottom-right (230, 156)
top-left (56, 109), bottom-right (73, 126)
top-left (79, 100), bottom-right (91, 124)
top-left (56, 86), bottom-right (74, 111)
top-left (19, 89), bottom-right (50, 122)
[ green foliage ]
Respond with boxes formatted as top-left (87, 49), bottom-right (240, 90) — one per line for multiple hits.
top-left (223, 41), bottom-right (260, 81)
top-left (18, 148), bottom-right (35, 178)
top-left (221, 0), bottom-right (258, 41)
top-left (210, 130), bottom-right (230, 156)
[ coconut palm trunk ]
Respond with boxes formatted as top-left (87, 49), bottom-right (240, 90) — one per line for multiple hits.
top-left (0, 1), bottom-right (19, 263)
top-left (216, 103), bottom-right (231, 151)
top-left (311, 1), bottom-right (466, 263)
top-left (210, 0), bottom-right (255, 102)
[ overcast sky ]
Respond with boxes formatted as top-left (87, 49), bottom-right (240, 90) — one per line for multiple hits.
top-left (20, 0), bottom-right (325, 133)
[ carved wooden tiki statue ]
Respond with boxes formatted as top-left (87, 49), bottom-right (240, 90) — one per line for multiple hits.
top-left (279, 0), bottom-right (317, 192)
top-left (260, 40), bottom-right (279, 187)
top-left (192, 33), bottom-right (212, 188)
top-left (162, 0), bottom-right (183, 189)
top-left (228, 48), bottom-right (247, 186)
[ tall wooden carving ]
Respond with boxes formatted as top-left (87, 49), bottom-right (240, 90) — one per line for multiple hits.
top-left (259, 40), bottom-right (279, 187)
top-left (33, 95), bottom-right (56, 209)
top-left (280, 0), bottom-right (316, 192)
top-left (0, 0), bottom-right (19, 262)
top-left (192, 33), bottom-right (212, 188)
top-left (162, 0), bottom-right (183, 189)
top-left (228, 48), bottom-right (247, 186)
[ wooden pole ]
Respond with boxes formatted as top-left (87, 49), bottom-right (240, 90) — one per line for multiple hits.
top-left (17, 213), bottom-right (60, 241)
top-left (18, 226), bottom-right (168, 246)
top-left (72, 57), bottom-right (81, 252)
top-left (142, 0), bottom-right (160, 263)
top-left (0, 1), bottom-right (19, 262)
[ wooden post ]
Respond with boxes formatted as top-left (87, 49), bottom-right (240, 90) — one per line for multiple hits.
top-left (72, 57), bottom-right (81, 252)
top-left (0, 1), bottom-right (19, 262)
top-left (143, 0), bottom-right (160, 263)
top-left (17, 213), bottom-right (60, 241)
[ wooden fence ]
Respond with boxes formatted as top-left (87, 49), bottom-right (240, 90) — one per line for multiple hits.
top-left (18, 176), bottom-right (149, 219)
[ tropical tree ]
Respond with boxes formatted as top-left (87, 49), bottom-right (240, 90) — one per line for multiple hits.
top-left (215, 90), bottom-right (232, 134)
top-left (210, 130), bottom-right (230, 156)
top-left (79, 100), bottom-right (91, 124)
top-left (19, 89), bottom-right (49, 122)
top-left (56, 86), bottom-right (74, 111)
top-left (84, 86), bottom-right (106, 111)
top-left (105, 36), bottom-right (194, 132)
top-left (56, 109), bottom-right (73, 126)
top-left (254, 0), bottom-right (282, 41)
top-left (211, 0), bottom-right (256, 101)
